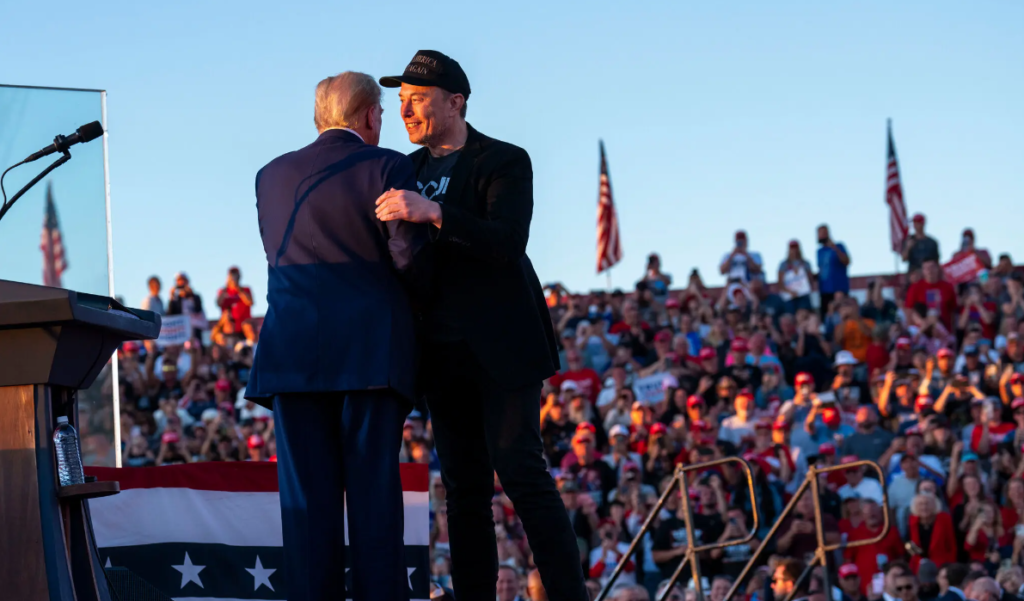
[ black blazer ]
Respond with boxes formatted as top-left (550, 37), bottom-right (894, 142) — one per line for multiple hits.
top-left (410, 124), bottom-right (558, 390)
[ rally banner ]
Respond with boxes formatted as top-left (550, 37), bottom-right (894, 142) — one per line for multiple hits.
top-left (156, 314), bottom-right (193, 348)
top-left (85, 462), bottom-right (430, 601)
top-left (943, 253), bottom-right (983, 285)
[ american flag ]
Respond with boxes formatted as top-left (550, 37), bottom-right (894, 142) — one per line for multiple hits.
top-left (40, 182), bottom-right (68, 288)
top-left (886, 119), bottom-right (909, 253)
top-left (596, 140), bottom-right (622, 273)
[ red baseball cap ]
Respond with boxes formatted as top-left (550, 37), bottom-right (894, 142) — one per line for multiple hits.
top-left (895, 337), bottom-right (912, 349)
top-left (821, 407), bottom-right (841, 427)
top-left (839, 564), bottom-right (859, 578)
top-left (937, 348), bottom-right (954, 359)
top-left (818, 443), bottom-right (836, 456)
top-left (650, 423), bottom-right (668, 436)
top-left (687, 395), bottom-right (705, 408)
top-left (735, 230), bottom-right (747, 240)
top-left (912, 213), bottom-right (926, 223)
top-left (576, 422), bottom-right (597, 436)
top-left (161, 431), bottom-right (180, 444)
top-left (655, 329), bottom-right (673, 343)
top-left (1012, 397), bottom-right (1024, 410)
top-left (122, 341), bottom-right (140, 353)
top-left (572, 430), bottom-right (594, 444)
top-left (840, 455), bottom-right (859, 465)
top-left (215, 379), bottom-right (231, 392)
top-left (735, 388), bottom-right (754, 402)
top-left (698, 348), bottom-right (717, 361)
top-left (1012, 373), bottom-right (1024, 385)
top-left (788, 239), bottom-right (800, 248)
top-left (665, 298), bottom-right (681, 309)
top-left (915, 395), bottom-right (934, 411)
top-left (755, 419), bottom-right (773, 431)
top-left (905, 426), bottom-right (923, 437)
top-left (772, 419), bottom-right (790, 432)
top-left (247, 434), bottom-right (265, 449)
top-left (730, 338), bottom-right (749, 353)
top-left (795, 372), bottom-right (814, 386)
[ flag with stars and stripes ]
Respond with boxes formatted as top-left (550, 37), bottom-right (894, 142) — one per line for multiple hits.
top-left (596, 140), bottom-right (623, 274)
top-left (885, 119), bottom-right (909, 254)
top-left (85, 462), bottom-right (430, 601)
top-left (40, 181), bottom-right (68, 288)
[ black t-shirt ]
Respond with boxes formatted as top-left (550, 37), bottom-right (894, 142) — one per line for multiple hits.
top-left (542, 419), bottom-right (576, 467)
top-left (720, 364), bottom-right (763, 393)
top-left (652, 512), bottom-right (725, 577)
top-left (417, 150), bottom-right (461, 203)
top-left (417, 150), bottom-right (462, 341)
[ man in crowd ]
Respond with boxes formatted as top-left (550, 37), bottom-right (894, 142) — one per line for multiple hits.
top-left (216, 266), bottom-right (253, 329)
top-left (720, 230), bottom-right (763, 284)
top-left (817, 224), bottom-right (851, 318)
top-left (902, 213), bottom-right (940, 273)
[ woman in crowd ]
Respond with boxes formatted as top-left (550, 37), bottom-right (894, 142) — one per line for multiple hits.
top-left (907, 493), bottom-right (957, 572)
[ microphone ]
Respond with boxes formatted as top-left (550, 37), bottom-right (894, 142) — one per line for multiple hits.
top-left (22, 121), bottom-right (104, 164)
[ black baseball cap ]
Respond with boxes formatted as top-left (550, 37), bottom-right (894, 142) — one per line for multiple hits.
top-left (379, 50), bottom-right (471, 99)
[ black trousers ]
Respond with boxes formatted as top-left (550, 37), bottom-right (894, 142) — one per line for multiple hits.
top-left (423, 340), bottom-right (588, 601)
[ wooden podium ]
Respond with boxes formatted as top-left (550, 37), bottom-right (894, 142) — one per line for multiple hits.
top-left (0, 280), bottom-right (160, 601)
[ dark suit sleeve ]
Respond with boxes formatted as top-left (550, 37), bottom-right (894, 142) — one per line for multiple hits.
top-left (383, 156), bottom-right (432, 298)
top-left (435, 146), bottom-right (532, 264)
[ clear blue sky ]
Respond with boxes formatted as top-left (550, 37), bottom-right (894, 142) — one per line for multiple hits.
top-left (1, 0), bottom-right (1021, 309)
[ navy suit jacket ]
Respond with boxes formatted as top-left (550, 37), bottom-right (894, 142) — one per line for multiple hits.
top-left (246, 129), bottom-right (430, 405)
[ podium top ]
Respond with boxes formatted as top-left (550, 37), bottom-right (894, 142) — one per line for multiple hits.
top-left (0, 279), bottom-right (160, 341)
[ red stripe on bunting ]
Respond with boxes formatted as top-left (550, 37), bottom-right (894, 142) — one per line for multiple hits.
top-left (85, 461), bottom-right (429, 493)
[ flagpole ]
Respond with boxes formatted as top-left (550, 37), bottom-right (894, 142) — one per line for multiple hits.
top-left (607, 269), bottom-right (612, 292)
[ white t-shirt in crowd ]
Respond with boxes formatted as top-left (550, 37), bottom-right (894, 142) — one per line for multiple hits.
top-left (721, 250), bottom-right (764, 283)
top-left (838, 478), bottom-right (885, 505)
top-left (719, 414), bottom-right (756, 446)
top-left (589, 542), bottom-right (636, 586)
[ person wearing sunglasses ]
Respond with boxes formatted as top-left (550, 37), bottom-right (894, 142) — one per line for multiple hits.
top-left (893, 573), bottom-right (921, 601)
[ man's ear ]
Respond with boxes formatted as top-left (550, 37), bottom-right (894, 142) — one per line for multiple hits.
top-left (452, 94), bottom-right (465, 115)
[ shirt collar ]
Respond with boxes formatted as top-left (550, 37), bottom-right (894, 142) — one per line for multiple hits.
top-left (321, 127), bottom-right (364, 142)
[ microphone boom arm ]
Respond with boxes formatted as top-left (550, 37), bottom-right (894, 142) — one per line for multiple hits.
top-left (0, 150), bottom-right (72, 225)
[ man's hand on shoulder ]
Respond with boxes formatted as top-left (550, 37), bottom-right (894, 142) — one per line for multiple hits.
top-left (375, 188), bottom-right (442, 228)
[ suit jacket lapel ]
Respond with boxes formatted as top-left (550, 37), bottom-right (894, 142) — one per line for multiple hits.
top-left (439, 124), bottom-right (485, 210)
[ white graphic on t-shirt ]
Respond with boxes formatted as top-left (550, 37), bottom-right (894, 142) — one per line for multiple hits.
top-left (417, 176), bottom-right (450, 201)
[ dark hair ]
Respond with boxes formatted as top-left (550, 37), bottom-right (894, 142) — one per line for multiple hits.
top-left (148, 276), bottom-right (161, 285)
top-left (778, 558), bottom-right (805, 583)
top-left (883, 560), bottom-right (910, 577)
top-left (942, 563), bottom-right (969, 588)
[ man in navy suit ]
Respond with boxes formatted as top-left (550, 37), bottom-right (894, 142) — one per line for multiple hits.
top-left (247, 71), bottom-right (430, 601)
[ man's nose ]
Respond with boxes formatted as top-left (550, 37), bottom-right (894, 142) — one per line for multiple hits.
top-left (401, 100), bottom-right (414, 118)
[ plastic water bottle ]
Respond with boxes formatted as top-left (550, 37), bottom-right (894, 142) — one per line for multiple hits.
top-left (54, 416), bottom-right (85, 487)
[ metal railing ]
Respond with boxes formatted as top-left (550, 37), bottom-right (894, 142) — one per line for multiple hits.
top-left (596, 456), bottom-right (760, 601)
top-left (723, 459), bottom-right (890, 601)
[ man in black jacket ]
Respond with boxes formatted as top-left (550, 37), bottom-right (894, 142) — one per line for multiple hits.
top-left (376, 50), bottom-right (588, 600)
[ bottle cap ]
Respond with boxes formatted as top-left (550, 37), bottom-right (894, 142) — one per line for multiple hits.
top-left (57, 416), bottom-right (68, 424)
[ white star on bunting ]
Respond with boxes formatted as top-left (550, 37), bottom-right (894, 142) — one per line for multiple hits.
top-left (246, 555), bottom-right (276, 592)
top-left (171, 552), bottom-right (206, 589)
top-left (104, 558), bottom-right (111, 568)
top-left (407, 567), bottom-right (416, 590)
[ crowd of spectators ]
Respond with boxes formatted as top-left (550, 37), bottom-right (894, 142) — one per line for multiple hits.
top-left (102, 213), bottom-right (1024, 601)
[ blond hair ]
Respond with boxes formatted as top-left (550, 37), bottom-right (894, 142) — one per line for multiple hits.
top-left (313, 72), bottom-right (380, 132)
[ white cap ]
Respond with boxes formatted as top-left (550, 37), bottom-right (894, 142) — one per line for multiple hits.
top-left (57, 416), bottom-right (68, 424)
top-left (834, 350), bottom-right (858, 367)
